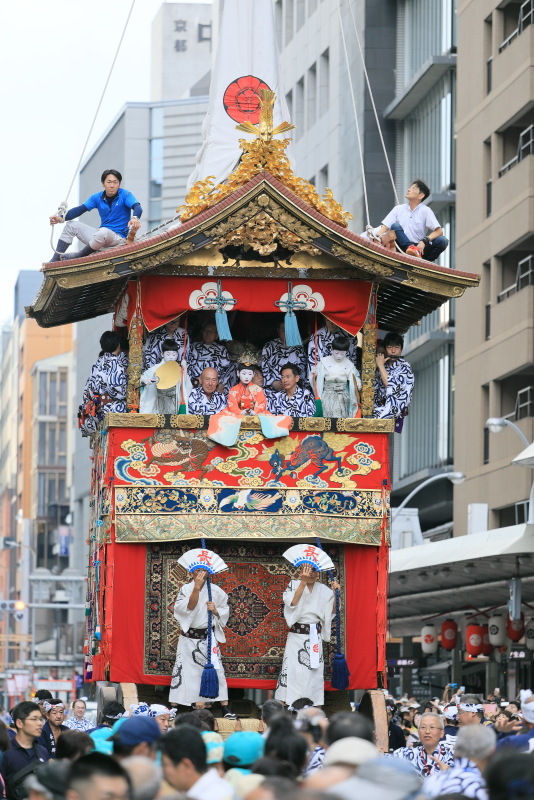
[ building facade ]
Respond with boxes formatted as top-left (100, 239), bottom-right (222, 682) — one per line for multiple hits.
top-left (454, 0), bottom-right (534, 529)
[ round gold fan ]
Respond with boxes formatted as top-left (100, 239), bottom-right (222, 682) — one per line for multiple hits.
top-left (155, 360), bottom-right (182, 390)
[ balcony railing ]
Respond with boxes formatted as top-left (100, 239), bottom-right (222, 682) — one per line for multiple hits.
top-left (499, 0), bottom-right (533, 51)
top-left (498, 125), bottom-right (534, 177)
top-left (497, 255), bottom-right (534, 303)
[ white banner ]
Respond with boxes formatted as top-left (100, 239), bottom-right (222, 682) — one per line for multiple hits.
top-left (187, 0), bottom-right (294, 189)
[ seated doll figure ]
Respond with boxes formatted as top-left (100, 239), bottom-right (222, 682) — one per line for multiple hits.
top-left (314, 335), bottom-right (361, 418)
top-left (207, 354), bottom-right (291, 447)
top-left (140, 338), bottom-right (191, 414)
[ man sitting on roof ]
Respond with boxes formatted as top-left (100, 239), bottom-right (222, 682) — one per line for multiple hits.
top-left (48, 169), bottom-right (142, 261)
top-left (374, 179), bottom-right (448, 262)
top-left (187, 368), bottom-right (227, 415)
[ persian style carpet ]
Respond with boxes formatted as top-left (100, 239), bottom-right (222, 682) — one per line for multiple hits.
top-left (144, 540), bottom-right (346, 679)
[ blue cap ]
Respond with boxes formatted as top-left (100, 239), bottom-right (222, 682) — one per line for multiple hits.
top-left (223, 731), bottom-right (264, 769)
top-left (110, 716), bottom-right (161, 747)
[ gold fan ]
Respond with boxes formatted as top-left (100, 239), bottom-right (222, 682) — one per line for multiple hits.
top-left (154, 361), bottom-right (182, 390)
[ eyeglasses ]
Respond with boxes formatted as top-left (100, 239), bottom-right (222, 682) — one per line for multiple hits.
top-left (419, 726), bottom-right (441, 732)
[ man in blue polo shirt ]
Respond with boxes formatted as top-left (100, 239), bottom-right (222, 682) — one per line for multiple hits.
top-left (374, 179), bottom-right (449, 263)
top-left (48, 169), bottom-right (142, 261)
top-left (1, 701), bottom-right (49, 799)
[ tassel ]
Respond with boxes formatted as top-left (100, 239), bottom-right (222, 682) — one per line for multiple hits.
top-left (215, 309), bottom-right (232, 341)
top-left (331, 652), bottom-right (350, 690)
top-left (314, 398), bottom-right (323, 417)
top-left (200, 661), bottom-right (219, 699)
top-left (178, 402), bottom-right (187, 415)
top-left (284, 312), bottom-right (302, 347)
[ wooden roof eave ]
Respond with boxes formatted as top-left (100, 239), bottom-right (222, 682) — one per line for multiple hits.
top-left (27, 172), bottom-right (479, 329)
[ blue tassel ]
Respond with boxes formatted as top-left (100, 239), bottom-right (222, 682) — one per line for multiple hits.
top-left (331, 652), bottom-right (350, 690)
top-left (215, 310), bottom-right (232, 341)
top-left (285, 312), bottom-right (302, 347)
top-left (200, 662), bottom-right (219, 698)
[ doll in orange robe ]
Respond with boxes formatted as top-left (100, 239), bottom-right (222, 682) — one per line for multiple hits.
top-left (207, 358), bottom-right (290, 446)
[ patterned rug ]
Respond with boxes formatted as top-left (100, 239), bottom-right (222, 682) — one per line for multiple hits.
top-left (144, 541), bottom-right (346, 680)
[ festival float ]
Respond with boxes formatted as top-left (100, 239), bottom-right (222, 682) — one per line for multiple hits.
top-left (28, 64), bottom-right (479, 751)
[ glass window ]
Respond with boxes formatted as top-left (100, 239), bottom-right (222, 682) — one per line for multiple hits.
top-left (39, 373), bottom-right (47, 414)
top-left (319, 49), bottom-right (330, 113)
top-left (48, 423), bottom-right (56, 465)
top-left (58, 476), bottom-right (66, 502)
top-left (38, 473), bottom-right (47, 517)
top-left (49, 374), bottom-right (57, 415)
top-left (58, 423), bottom-right (66, 467)
top-left (150, 106), bottom-right (164, 139)
top-left (59, 371), bottom-right (67, 404)
top-left (38, 423), bottom-right (47, 464)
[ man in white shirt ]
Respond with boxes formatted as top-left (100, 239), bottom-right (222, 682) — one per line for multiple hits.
top-left (159, 726), bottom-right (234, 800)
top-left (375, 179), bottom-right (449, 262)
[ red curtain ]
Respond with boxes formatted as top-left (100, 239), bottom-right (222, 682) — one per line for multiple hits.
top-left (109, 541), bottom-right (387, 691)
top-left (123, 277), bottom-right (372, 335)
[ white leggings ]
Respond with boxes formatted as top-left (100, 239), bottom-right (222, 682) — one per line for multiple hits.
top-left (61, 219), bottom-right (125, 251)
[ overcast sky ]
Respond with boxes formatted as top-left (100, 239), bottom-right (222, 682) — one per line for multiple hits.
top-left (0, 0), bottom-right (208, 324)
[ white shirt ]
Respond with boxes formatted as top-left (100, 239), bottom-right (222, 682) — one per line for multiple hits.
top-left (382, 202), bottom-right (440, 243)
top-left (188, 768), bottom-right (235, 800)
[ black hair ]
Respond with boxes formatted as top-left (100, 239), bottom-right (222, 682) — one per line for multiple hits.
top-left (383, 332), bottom-right (404, 351)
top-left (325, 711), bottom-right (374, 746)
top-left (12, 701), bottom-right (40, 726)
top-left (280, 363), bottom-right (301, 378)
top-left (0, 721), bottom-right (10, 752)
top-left (101, 169), bottom-right (123, 184)
top-left (174, 712), bottom-right (207, 731)
top-left (485, 750), bottom-right (534, 800)
top-left (100, 701), bottom-right (126, 726)
top-left (331, 335), bottom-right (350, 352)
top-left (34, 690), bottom-right (53, 702)
top-left (192, 709), bottom-right (215, 731)
top-left (55, 730), bottom-right (94, 760)
top-left (162, 338), bottom-right (179, 354)
top-left (66, 752), bottom-right (131, 793)
top-left (261, 700), bottom-right (285, 725)
top-left (411, 179), bottom-right (430, 200)
top-left (72, 699), bottom-right (86, 709)
top-left (251, 758), bottom-right (298, 781)
top-left (238, 362), bottom-right (259, 373)
top-left (99, 331), bottom-right (122, 355)
top-left (158, 725), bottom-right (207, 774)
top-left (265, 715), bottom-right (307, 776)
top-left (253, 775), bottom-right (296, 796)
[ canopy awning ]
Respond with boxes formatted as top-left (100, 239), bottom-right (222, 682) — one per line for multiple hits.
top-left (389, 522), bottom-right (534, 637)
top-left (123, 276), bottom-right (372, 334)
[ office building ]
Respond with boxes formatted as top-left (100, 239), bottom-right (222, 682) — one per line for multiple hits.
top-left (454, 0), bottom-right (534, 529)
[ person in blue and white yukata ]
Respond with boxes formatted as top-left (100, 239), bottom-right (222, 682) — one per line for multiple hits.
top-left (268, 364), bottom-right (315, 417)
top-left (79, 331), bottom-right (127, 436)
top-left (143, 317), bottom-right (187, 371)
top-left (48, 169), bottom-right (142, 261)
top-left (389, 712), bottom-right (454, 778)
top-left (187, 320), bottom-right (234, 391)
top-left (187, 368), bottom-right (227, 415)
top-left (425, 724), bottom-right (496, 799)
top-left (262, 319), bottom-right (307, 392)
top-left (373, 332), bottom-right (414, 431)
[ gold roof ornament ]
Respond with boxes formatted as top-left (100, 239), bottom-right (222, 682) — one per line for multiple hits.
top-left (178, 90), bottom-right (352, 228)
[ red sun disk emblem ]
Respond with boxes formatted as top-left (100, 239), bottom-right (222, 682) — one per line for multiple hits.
top-left (223, 75), bottom-right (272, 123)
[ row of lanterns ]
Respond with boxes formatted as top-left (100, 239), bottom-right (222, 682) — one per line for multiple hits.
top-left (421, 614), bottom-right (534, 655)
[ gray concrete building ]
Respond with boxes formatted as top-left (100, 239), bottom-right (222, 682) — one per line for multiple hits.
top-left (454, 0), bottom-right (534, 530)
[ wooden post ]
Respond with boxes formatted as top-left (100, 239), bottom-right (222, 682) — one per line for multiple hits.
top-left (360, 322), bottom-right (377, 417)
top-left (127, 306), bottom-right (143, 413)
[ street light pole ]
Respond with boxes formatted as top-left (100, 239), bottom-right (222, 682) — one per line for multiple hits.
top-left (485, 417), bottom-right (534, 524)
top-left (391, 471), bottom-right (466, 522)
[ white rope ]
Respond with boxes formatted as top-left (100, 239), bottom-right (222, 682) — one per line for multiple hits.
top-left (345, 0), bottom-right (399, 206)
top-left (336, 0), bottom-right (370, 228)
top-left (50, 0), bottom-right (137, 253)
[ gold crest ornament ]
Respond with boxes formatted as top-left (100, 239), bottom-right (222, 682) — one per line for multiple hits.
top-left (178, 90), bottom-right (352, 228)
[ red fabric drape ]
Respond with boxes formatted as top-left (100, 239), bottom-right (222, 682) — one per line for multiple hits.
top-left (122, 277), bottom-right (372, 336)
top-left (109, 542), bottom-right (387, 690)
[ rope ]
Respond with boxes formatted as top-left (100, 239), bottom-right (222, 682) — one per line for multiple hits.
top-left (50, 0), bottom-right (137, 253)
top-left (345, 0), bottom-right (399, 206)
top-left (336, 0), bottom-right (370, 227)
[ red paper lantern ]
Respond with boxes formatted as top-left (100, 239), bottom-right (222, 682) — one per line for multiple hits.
top-left (465, 623), bottom-right (483, 656)
top-left (480, 623), bottom-right (493, 655)
top-left (441, 619), bottom-right (458, 651)
top-left (507, 613), bottom-right (525, 642)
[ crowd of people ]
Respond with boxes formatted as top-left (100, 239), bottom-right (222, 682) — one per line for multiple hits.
top-left (78, 317), bottom-right (414, 437)
top-left (1, 686), bottom-right (534, 800)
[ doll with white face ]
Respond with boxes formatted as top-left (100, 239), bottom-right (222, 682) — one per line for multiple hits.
top-left (316, 335), bottom-right (361, 418)
top-left (139, 338), bottom-right (191, 413)
top-left (226, 363), bottom-right (268, 416)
